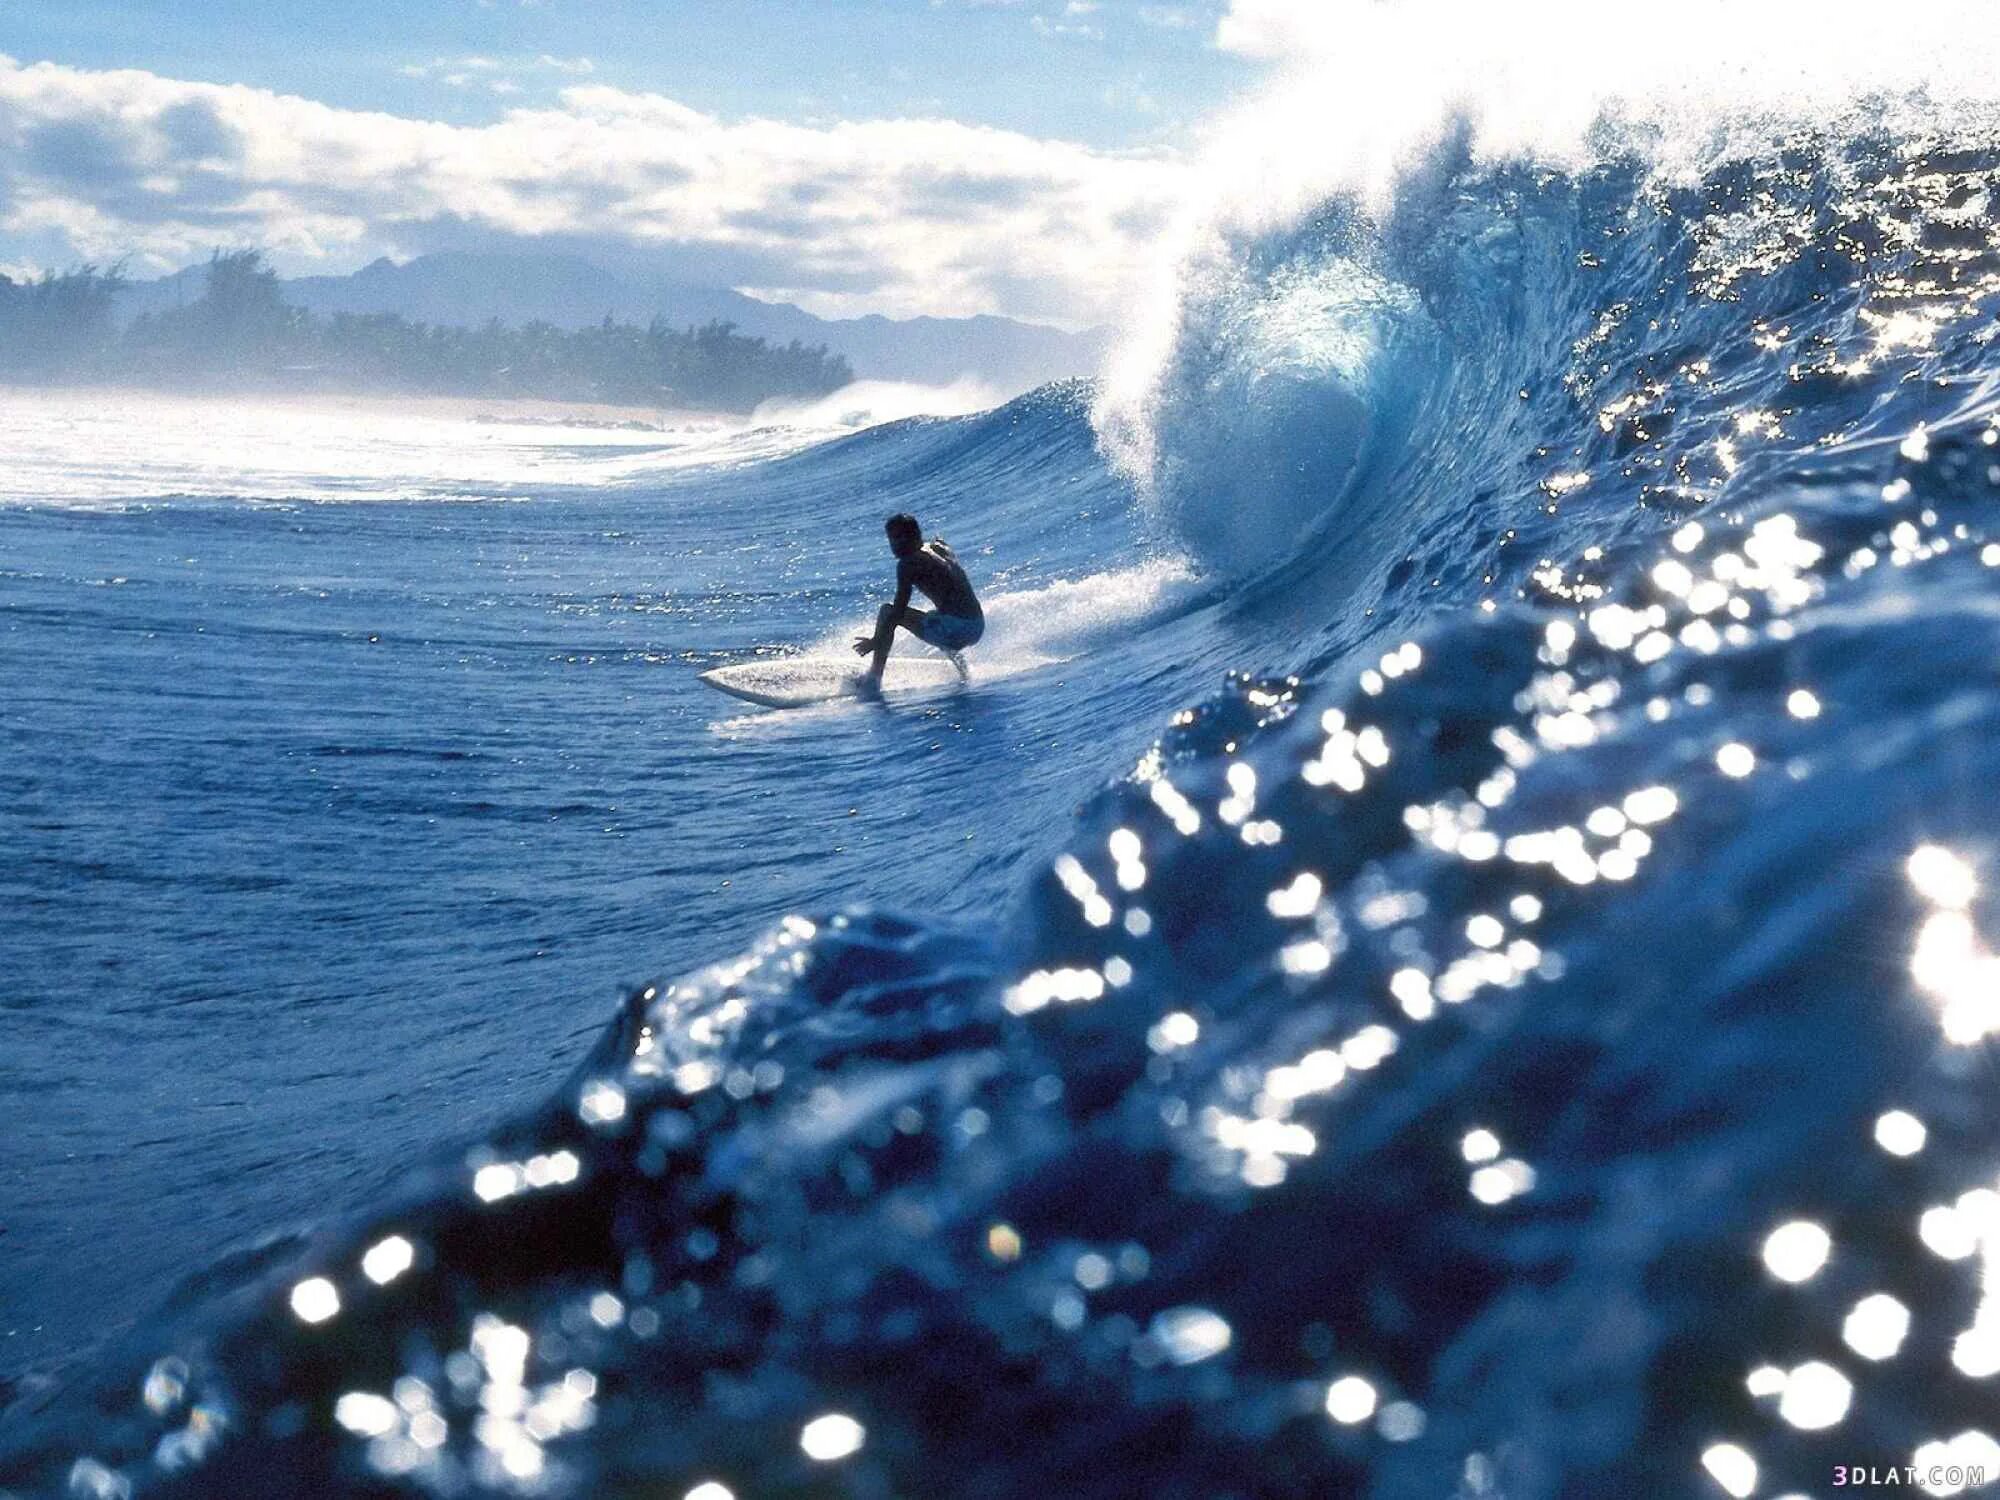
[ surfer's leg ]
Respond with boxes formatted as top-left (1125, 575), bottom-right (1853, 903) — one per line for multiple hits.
top-left (869, 605), bottom-right (933, 678)
top-left (867, 603), bottom-right (898, 678)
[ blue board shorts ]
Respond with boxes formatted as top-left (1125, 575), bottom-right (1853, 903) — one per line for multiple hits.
top-left (912, 611), bottom-right (984, 651)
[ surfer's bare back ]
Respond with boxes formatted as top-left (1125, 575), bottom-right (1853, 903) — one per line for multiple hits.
top-left (853, 512), bottom-right (985, 681)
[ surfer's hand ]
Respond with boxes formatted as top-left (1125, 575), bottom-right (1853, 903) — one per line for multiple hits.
top-left (852, 635), bottom-right (873, 657)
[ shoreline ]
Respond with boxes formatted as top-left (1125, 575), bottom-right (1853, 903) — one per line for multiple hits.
top-left (0, 383), bottom-right (738, 433)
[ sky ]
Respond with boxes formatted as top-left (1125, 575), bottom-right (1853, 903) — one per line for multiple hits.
top-left (11, 0), bottom-right (1987, 329)
top-left (0, 0), bottom-right (1269, 326)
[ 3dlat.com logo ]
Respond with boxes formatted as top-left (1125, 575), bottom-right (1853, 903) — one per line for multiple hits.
top-left (1831, 1464), bottom-right (1988, 1489)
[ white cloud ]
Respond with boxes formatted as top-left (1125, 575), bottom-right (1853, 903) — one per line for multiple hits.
top-left (1212, 0), bottom-right (1328, 57)
top-left (0, 56), bottom-right (1185, 325)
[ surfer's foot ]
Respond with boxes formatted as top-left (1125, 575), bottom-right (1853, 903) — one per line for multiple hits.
top-left (853, 670), bottom-right (886, 699)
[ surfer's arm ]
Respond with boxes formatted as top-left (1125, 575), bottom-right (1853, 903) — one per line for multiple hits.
top-left (853, 567), bottom-right (916, 655)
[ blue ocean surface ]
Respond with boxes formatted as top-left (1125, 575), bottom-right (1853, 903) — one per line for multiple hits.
top-left (6, 113), bottom-right (2000, 1499)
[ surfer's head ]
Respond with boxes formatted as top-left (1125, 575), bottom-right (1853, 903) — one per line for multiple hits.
top-left (885, 512), bottom-right (922, 559)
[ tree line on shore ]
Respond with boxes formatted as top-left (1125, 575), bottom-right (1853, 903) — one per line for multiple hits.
top-left (0, 251), bottom-right (855, 411)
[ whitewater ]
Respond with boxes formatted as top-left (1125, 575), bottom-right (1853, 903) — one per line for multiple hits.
top-left (10, 44), bottom-right (2000, 1500)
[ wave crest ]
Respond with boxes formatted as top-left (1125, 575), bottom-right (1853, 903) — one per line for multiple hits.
top-left (1096, 210), bottom-right (1440, 574)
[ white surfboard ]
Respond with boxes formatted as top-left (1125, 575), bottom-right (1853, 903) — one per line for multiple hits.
top-left (699, 655), bottom-right (965, 709)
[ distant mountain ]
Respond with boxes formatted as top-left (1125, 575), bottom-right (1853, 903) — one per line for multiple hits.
top-left (116, 252), bottom-right (1109, 393)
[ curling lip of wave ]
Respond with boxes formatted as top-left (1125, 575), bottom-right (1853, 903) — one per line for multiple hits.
top-left (1095, 241), bottom-right (1440, 574)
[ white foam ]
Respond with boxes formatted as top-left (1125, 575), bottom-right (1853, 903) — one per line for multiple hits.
top-left (989, 556), bottom-right (1199, 652)
top-left (710, 557), bottom-right (1196, 735)
top-left (0, 387), bottom-right (843, 507)
top-left (751, 379), bottom-right (1008, 432)
top-left (0, 378), bottom-right (1027, 509)
top-left (1202, 0), bottom-right (2000, 220)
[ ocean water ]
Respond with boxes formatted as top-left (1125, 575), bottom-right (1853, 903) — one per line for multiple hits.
top-left (7, 105), bottom-right (2000, 1500)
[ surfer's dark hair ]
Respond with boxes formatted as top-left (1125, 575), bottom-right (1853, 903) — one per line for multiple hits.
top-left (885, 513), bottom-right (920, 540)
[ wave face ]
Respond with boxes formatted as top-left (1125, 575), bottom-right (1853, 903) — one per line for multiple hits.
top-left (11, 112), bottom-right (2000, 1500)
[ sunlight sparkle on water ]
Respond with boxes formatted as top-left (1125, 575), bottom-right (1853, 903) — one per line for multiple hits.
top-left (1005, 967), bottom-right (1107, 1015)
top-left (1267, 872), bottom-right (1323, 918)
top-left (1149, 779), bottom-right (1203, 836)
top-left (334, 1392), bottom-right (399, 1439)
top-left (1469, 1159), bottom-right (1536, 1206)
top-left (1716, 742), bottom-right (1757, 778)
top-left (1920, 1203), bottom-right (1980, 1261)
top-left (1906, 846), bottom-right (2000, 1043)
top-left (472, 1317), bottom-right (530, 1382)
top-left (1460, 1128), bottom-right (1501, 1164)
top-left (1876, 1110), bottom-right (1928, 1156)
top-left (1280, 940), bottom-right (1333, 975)
top-left (1149, 1306), bottom-right (1233, 1366)
top-left (361, 1235), bottom-right (415, 1286)
top-left (1776, 1360), bottom-right (1851, 1430)
top-left (1844, 1293), bottom-right (1912, 1361)
top-left (1948, 1212), bottom-right (2000, 1381)
top-left (1762, 1220), bottom-right (1831, 1283)
top-left (1325, 1376), bottom-right (1377, 1425)
top-left (579, 1081), bottom-right (628, 1126)
top-left (1148, 1011), bottom-right (1199, 1051)
top-left (290, 1278), bottom-right (340, 1324)
top-left (1390, 967), bottom-right (1435, 1019)
top-left (800, 1414), bottom-right (866, 1462)
top-left (1262, 1049), bottom-right (1346, 1102)
top-left (473, 1164), bottom-right (521, 1203)
top-left (1702, 1442), bottom-right (1758, 1497)
top-left (1377, 1401), bottom-right (1425, 1442)
top-left (1910, 845), bottom-right (1979, 909)
top-left (1340, 1025), bottom-right (1397, 1070)
top-left (1623, 786), bottom-right (1679, 824)
top-left (1746, 1365), bottom-right (1787, 1398)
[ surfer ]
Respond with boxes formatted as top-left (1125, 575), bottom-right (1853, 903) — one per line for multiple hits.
top-left (853, 512), bottom-right (984, 682)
